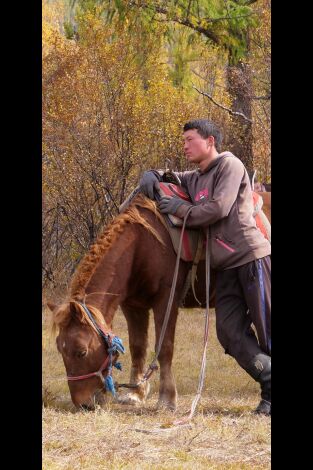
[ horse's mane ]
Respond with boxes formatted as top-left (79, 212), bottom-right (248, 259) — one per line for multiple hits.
top-left (70, 194), bottom-right (166, 300)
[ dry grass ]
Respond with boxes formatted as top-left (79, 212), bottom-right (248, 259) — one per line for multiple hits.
top-left (43, 307), bottom-right (271, 469)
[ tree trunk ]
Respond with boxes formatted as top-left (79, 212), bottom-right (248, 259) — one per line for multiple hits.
top-left (226, 60), bottom-right (254, 174)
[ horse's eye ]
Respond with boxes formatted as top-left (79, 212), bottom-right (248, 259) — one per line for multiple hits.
top-left (77, 350), bottom-right (87, 358)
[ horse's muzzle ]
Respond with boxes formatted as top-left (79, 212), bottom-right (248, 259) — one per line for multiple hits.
top-left (77, 388), bottom-right (107, 410)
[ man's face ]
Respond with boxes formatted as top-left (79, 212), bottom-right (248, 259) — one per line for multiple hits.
top-left (183, 129), bottom-right (212, 164)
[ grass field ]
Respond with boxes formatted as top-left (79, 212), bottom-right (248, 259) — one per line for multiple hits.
top-left (43, 307), bottom-right (271, 469)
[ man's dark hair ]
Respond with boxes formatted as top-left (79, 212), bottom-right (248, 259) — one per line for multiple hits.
top-left (183, 119), bottom-right (223, 151)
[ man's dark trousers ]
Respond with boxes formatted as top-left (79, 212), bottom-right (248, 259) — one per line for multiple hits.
top-left (215, 255), bottom-right (271, 371)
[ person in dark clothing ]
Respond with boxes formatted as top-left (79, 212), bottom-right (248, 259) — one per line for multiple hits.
top-left (139, 119), bottom-right (271, 416)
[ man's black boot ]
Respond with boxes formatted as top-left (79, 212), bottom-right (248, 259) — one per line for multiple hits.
top-left (246, 354), bottom-right (271, 416)
top-left (255, 399), bottom-right (271, 415)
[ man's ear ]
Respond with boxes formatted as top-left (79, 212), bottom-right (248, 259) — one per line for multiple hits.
top-left (207, 135), bottom-right (215, 147)
top-left (47, 301), bottom-right (57, 312)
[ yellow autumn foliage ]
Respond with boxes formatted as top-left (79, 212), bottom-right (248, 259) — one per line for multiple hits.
top-left (42, 4), bottom-right (206, 289)
top-left (42, 0), bottom-right (270, 291)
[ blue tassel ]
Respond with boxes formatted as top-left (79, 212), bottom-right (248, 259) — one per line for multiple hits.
top-left (105, 375), bottom-right (116, 396)
top-left (108, 336), bottom-right (125, 355)
top-left (114, 361), bottom-right (122, 371)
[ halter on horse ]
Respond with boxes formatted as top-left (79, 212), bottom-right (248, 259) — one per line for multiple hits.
top-left (66, 302), bottom-right (125, 396)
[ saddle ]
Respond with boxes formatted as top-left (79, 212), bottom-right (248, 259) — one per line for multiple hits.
top-left (120, 182), bottom-right (270, 263)
top-left (156, 183), bottom-right (204, 262)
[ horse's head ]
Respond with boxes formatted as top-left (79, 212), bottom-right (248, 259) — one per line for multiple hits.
top-left (47, 300), bottom-right (112, 410)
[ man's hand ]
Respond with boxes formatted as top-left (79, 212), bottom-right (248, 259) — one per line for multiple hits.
top-left (139, 171), bottom-right (160, 199)
top-left (158, 196), bottom-right (191, 215)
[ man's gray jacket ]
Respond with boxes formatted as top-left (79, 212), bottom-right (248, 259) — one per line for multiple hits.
top-left (153, 152), bottom-right (271, 270)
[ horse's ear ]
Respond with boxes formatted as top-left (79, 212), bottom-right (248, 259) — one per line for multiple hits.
top-left (69, 301), bottom-right (82, 320)
top-left (47, 301), bottom-right (57, 312)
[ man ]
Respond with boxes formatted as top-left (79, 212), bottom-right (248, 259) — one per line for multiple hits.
top-left (139, 119), bottom-right (271, 416)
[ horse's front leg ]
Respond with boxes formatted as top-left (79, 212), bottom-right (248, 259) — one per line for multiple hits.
top-left (118, 305), bottom-right (150, 405)
top-left (153, 297), bottom-right (179, 411)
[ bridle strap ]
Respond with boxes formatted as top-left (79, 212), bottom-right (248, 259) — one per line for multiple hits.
top-left (67, 355), bottom-right (111, 382)
top-left (78, 301), bottom-right (112, 341)
top-left (140, 205), bottom-right (194, 379)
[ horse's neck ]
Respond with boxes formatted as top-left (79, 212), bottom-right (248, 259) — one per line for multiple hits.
top-left (85, 228), bottom-right (136, 324)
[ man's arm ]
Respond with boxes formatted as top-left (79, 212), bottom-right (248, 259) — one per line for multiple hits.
top-left (174, 157), bottom-right (245, 228)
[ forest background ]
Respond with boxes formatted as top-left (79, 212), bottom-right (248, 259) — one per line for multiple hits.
top-left (42, 0), bottom-right (271, 296)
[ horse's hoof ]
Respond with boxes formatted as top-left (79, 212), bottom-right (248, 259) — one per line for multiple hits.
top-left (156, 399), bottom-right (177, 411)
top-left (116, 393), bottom-right (143, 406)
top-left (142, 381), bottom-right (150, 400)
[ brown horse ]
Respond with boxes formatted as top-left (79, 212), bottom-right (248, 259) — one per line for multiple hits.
top-left (48, 193), bottom-right (271, 410)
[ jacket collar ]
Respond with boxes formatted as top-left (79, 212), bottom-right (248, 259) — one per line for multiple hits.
top-left (197, 151), bottom-right (235, 175)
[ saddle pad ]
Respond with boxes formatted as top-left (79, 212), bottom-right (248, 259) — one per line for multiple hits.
top-left (157, 183), bottom-right (203, 262)
top-left (165, 219), bottom-right (203, 262)
top-left (156, 182), bottom-right (191, 227)
top-left (252, 192), bottom-right (271, 242)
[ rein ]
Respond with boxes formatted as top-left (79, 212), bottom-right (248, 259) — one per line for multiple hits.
top-left (173, 231), bottom-right (210, 425)
top-left (147, 206), bottom-right (195, 370)
top-left (117, 205), bottom-right (211, 425)
top-left (116, 206), bottom-right (194, 392)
